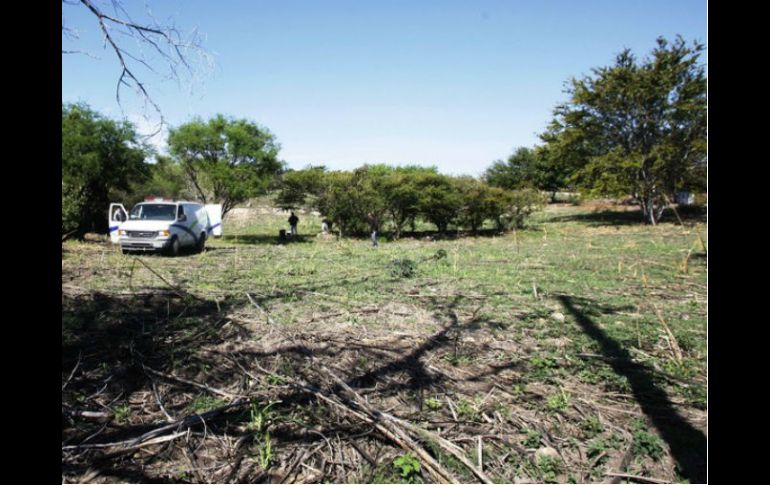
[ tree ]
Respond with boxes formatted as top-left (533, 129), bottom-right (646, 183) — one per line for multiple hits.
top-left (62, 103), bottom-right (150, 237)
top-left (379, 166), bottom-right (438, 239)
top-left (167, 115), bottom-right (284, 217)
top-left (542, 36), bottom-right (706, 224)
top-left (484, 147), bottom-right (538, 190)
top-left (126, 155), bottom-right (196, 206)
top-left (62, 0), bottom-right (212, 129)
top-left (415, 174), bottom-right (462, 233)
top-left (275, 166), bottom-right (328, 210)
top-left (314, 167), bottom-right (388, 237)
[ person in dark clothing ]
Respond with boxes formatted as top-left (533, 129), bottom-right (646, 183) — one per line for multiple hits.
top-left (367, 212), bottom-right (379, 248)
top-left (288, 212), bottom-right (299, 236)
top-left (113, 207), bottom-right (126, 222)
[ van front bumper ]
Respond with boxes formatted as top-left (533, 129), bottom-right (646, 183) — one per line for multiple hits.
top-left (119, 237), bottom-right (171, 252)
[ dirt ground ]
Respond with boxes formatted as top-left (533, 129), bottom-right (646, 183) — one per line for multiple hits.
top-left (62, 206), bottom-right (706, 484)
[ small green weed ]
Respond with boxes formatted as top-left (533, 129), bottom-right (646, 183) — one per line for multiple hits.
top-left (257, 432), bottom-right (273, 469)
top-left (424, 398), bottom-right (443, 411)
top-left (113, 404), bottom-right (131, 423)
top-left (523, 429), bottom-right (542, 448)
top-left (393, 453), bottom-right (422, 482)
top-left (537, 456), bottom-right (561, 483)
top-left (546, 389), bottom-right (570, 413)
top-left (456, 399), bottom-right (479, 422)
top-left (187, 396), bottom-right (227, 414)
top-left (529, 354), bottom-right (560, 381)
top-left (631, 427), bottom-right (665, 461)
top-left (580, 416), bottom-right (603, 438)
top-left (248, 400), bottom-right (278, 432)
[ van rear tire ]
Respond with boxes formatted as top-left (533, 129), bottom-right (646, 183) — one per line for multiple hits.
top-left (196, 233), bottom-right (206, 253)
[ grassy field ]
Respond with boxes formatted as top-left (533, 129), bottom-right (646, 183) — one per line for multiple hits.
top-left (61, 203), bottom-right (707, 484)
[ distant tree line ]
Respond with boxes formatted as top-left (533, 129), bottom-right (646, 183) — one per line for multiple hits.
top-left (275, 165), bottom-right (545, 237)
top-left (62, 36), bottom-right (706, 237)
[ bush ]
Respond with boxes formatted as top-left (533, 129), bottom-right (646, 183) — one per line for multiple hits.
top-left (388, 258), bottom-right (417, 278)
top-left (496, 188), bottom-right (547, 229)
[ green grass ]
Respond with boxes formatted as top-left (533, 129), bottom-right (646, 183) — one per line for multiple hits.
top-left (62, 203), bottom-right (706, 482)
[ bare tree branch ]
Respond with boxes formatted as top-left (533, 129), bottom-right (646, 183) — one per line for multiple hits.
top-left (63, 0), bottom-right (213, 137)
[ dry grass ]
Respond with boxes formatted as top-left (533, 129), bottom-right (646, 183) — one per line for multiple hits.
top-left (62, 203), bottom-right (707, 483)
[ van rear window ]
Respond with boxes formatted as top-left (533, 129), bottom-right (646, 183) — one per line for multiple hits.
top-left (129, 204), bottom-right (177, 221)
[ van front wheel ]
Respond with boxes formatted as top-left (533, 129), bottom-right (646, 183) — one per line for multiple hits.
top-left (165, 237), bottom-right (180, 257)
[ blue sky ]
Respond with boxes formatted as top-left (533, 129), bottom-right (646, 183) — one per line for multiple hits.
top-left (62, 0), bottom-right (707, 176)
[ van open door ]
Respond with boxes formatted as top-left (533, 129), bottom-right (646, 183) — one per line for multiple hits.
top-left (205, 204), bottom-right (223, 237)
top-left (108, 203), bottom-right (127, 243)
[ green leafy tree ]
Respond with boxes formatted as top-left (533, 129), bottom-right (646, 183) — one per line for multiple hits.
top-left (380, 166), bottom-right (438, 238)
top-left (62, 103), bottom-right (150, 237)
top-left (311, 168), bottom-right (387, 236)
top-left (415, 174), bottom-right (462, 233)
top-left (167, 114), bottom-right (284, 216)
top-left (541, 36), bottom-right (706, 224)
top-left (275, 166), bottom-right (327, 210)
top-left (484, 147), bottom-right (538, 190)
top-left (456, 176), bottom-right (495, 233)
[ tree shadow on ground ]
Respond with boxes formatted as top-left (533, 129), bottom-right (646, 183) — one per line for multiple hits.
top-left (219, 234), bottom-right (314, 246)
top-left (557, 294), bottom-right (706, 483)
top-left (548, 206), bottom-right (706, 227)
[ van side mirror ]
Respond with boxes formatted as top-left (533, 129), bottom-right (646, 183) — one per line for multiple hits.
top-left (178, 214), bottom-right (187, 221)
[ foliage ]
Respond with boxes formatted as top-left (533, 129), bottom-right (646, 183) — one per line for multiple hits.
top-left (387, 258), bottom-right (418, 279)
top-left (275, 166), bottom-right (327, 210)
top-left (523, 430), bottom-right (543, 448)
top-left (393, 453), bottom-right (422, 481)
top-left (62, 103), bottom-right (151, 236)
top-left (496, 188), bottom-right (547, 230)
top-left (127, 155), bottom-right (196, 207)
top-left (631, 420), bottom-right (665, 460)
top-left (540, 36), bottom-right (706, 224)
top-left (414, 173), bottom-right (463, 233)
top-left (168, 114), bottom-right (284, 216)
top-left (484, 147), bottom-right (538, 190)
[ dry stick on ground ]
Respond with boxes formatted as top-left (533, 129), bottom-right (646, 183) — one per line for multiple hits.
top-left (607, 445), bottom-right (635, 484)
top-left (127, 399), bottom-right (249, 447)
top-left (280, 442), bottom-right (328, 484)
top-left (605, 472), bottom-right (671, 484)
top-left (62, 351), bottom-right (82, 391)
top-left (317, 364), bottom-right (494, 484)
top-left (143, 365), bottom-right (243, 399)
top-left (246, 292), bottom-right (277, 325)
top-left (134, 257), bottom-right (200, 300)
top-left (247, 361), bottom-right (456, 483)
top-left (62, 431), bottom-right (188, 453)
top-left (648, 303), bottom-right (684, 364)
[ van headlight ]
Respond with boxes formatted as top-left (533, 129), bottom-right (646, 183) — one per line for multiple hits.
top-left (159, 230), bottom-right (170, 237)
top-left (118, 230), bottom-right (127, 236)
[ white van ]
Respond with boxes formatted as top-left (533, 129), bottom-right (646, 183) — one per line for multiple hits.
top-left (108, 199), bottom-right (222, 256)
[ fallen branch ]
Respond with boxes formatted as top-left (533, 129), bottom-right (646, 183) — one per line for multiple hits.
top-left (319, 364), bottom-right (494, 483)
top-left (134, 258), bottom-right (200, 300)
top-left (605, 472), bottom-right (670, 484)
top-left (62, 352), bottom-right (82, 391)
top-left (246, 292), bottom-right (278, 325)
top-left (143, 365), bottom-right (243, 399)
top-left (248, 360), bottom-right (457, 483)
top-left (649, 303), bottom-right (684, 364)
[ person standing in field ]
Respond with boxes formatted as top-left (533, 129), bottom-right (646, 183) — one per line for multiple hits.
top-left (368, 212), bottom-right (379, 248)
top-left (288, 211), bottom-right (299, 236)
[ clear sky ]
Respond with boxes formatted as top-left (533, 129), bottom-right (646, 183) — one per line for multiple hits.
top-left (62, 0), bottom-right (707, 176)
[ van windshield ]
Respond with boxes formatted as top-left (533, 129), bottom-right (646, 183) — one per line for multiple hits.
top-left (129, 204), bottom-right (177, 221)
